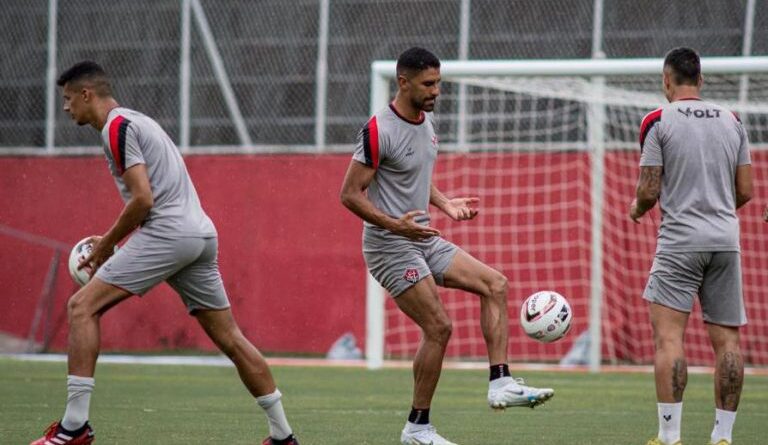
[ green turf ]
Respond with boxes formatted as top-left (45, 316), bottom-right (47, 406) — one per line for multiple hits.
top-left (2, 358), bottom-right (766, 444)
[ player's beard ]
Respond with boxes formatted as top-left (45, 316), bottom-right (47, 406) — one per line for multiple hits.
top-left (415, 96), bottom-right (437, 112)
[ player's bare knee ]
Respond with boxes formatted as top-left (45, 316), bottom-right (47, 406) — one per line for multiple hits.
top-left (425, 317), bottom-right (452, 344)
top-left (215, 338), bottom-right (237, 358)
top-left (709, 326), bottom-right (741, 353)
top-left (487, 273), bottom-right (508, 301)
top-left (67, 291), bottom-right (92, 322)
top-left (653, 333), bottom-right (684, 353)
top-left (713, 339), bottom-right (741, 358)
top-left (212, 328), bottom-right (246, 358)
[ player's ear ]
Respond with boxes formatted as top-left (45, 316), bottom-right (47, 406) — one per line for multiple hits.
top-left (397, 74), bottom-right (409, 90)
top-left (662, 70), bottom-right (671, 90)
top-left (697, 73), bottom-right (703, 89)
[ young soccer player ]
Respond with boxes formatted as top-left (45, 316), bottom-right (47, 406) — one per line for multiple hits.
top-left (631, 47), bottom-right (752, 445)
top-left (340, 47), bottom-right (554, 445)
top-left (31, 61), bottom-right (299, 445)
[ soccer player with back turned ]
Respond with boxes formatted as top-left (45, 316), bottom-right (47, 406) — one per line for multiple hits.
top-left (31, 61), bottom-right (299, 445)
top-left (340, 47), bottom-right (554, 445)
top-left (631, 47), bottom-right (752, 445)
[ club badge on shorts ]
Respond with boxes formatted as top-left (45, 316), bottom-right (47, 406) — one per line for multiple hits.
top-left (403, 267), bottom-right (420, 284)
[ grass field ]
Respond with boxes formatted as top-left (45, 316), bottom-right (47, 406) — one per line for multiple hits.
top-left (2, 357), bottom-right (767, 444)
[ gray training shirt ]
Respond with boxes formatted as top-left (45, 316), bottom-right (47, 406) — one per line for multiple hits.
top-left (353, 104), bottom-right (439, 233)
top-left (639, 98), bottom-right (751, 252)
top-left (101, 107), bottom-right (217, 238)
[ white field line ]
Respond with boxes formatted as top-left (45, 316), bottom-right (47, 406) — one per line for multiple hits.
top-left (3, 353), bottom-right (768, 376)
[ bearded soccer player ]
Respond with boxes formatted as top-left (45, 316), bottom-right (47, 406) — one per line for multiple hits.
top-left (631, 47), bottom-right (752, 445)
top-left (340, 47), bottom-right (554, 445)
top-left (31, 61), bottom-right (299, 445)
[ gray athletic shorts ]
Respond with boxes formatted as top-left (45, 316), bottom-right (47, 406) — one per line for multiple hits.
top-left (363, 229), bottom-right (459, 297)
top-left (96, 230), bottom-right (230, 313)
top-left (643, 251), bottom-right (746, 326)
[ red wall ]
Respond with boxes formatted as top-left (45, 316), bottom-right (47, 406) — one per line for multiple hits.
top-left (2, 153), bottom-right (767, 365)
top-left (0, 155), bottom-right (366, 353)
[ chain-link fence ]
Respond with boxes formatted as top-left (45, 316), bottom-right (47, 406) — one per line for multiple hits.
top-left (0, 0), bottom-right (765, 153)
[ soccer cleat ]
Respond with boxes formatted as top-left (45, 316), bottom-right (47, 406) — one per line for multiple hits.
top-left (645, 439), bottom-right (682, 445)
top-left (30, 421), bottom-right (94, 445)
top-left (401, 425), bottom-right (458, 445)
top-left (709, 441), bottom-right (730, 445)
top-left (261, 435), bottom-right (300, 445)
top-left (487, 377), bottom-right (554, 409)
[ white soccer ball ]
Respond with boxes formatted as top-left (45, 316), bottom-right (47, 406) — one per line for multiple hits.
top-left (520, 290), bottom-right (573, 343)
top-left (68, 237), bottom-right (94, 286)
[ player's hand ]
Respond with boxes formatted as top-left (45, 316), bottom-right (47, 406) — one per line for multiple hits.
top-left (393, 210), bottom-right (441, 241)
top-left (629, 199), bottom-right (642, 223)
top-left (78, 235), bottom-right (115, 277)
top-left (763, 205), bottom-right (768, 222)
top-left (443, 197), bottom-right (479, 221)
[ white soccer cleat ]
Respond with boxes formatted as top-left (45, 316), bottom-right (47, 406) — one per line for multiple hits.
top-left (487, 377), bottom-right (554, 409)
top-left (400, 424), bottom-right (458, 445)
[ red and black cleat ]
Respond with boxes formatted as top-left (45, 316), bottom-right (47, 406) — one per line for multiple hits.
top-left (30, 421), bottom-right (94, 445)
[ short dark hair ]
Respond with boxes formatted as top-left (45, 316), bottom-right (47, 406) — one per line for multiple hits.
top-left (57, 61), bottom-right (112, 96)
top-left (396, 47), bottom-right (440, 78)
top-left (663, 47), bottom-right (701, 86)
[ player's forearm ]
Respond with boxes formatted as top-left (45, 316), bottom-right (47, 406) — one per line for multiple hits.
top-left (429, 183), bottom-right (449, 212)
top-left (735, 172), bottom-right (753, 210)
top-left (736, 194), bottom-right (751, 209)
top-left (101, 197), bottom-right (153, 247)
top-left (633, 166), bottom-right (661, 218)
top-left (341, 191), bottom-right (399, 232)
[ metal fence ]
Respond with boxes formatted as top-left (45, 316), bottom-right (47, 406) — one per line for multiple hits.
top-left (0, 0), bottom-right (765, 153)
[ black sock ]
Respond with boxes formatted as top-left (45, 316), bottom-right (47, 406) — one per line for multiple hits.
top-left (58, 421), bottom-right (90, 436)
top-left (408, 407), bottom-right (430, 425)
top-left (489, 363), bottom-right (511, 381)
top-left (270, 434), bottom-right (295, 445)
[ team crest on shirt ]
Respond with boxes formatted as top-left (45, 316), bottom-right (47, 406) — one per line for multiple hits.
top-left (403, 267), bottom-right (420, 283)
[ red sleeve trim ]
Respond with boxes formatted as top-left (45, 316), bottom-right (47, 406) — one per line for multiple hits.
top-left (639, 108), bottom-right (663, 150)
top-left (108, 116), bottom-right (130, 174)
top-left (362, 116), bottom-right (379, 169)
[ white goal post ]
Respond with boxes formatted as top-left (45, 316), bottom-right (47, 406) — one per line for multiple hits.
top-left (366, 56), bottom-right (768, 371)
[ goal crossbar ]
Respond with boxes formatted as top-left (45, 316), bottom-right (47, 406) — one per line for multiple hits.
top-left (372, 56), bottom-right (768, 78)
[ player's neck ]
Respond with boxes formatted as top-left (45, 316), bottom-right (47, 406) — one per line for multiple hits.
top-left (668, 86), bottom-right (700, 103)
top-left (92, 98), bottom-right (121, 131)
top-left (391, 94), bottom-right (422, 122)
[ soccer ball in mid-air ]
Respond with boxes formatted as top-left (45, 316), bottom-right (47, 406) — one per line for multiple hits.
top-left (68, 237), bottom-right (95, 286)
top-left (520, 290), bottom-right (573, 343)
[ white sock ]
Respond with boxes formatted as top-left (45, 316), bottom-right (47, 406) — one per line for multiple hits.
top-left (711, 408), bottom-right (737, 444)
top-left (61, 375), bottom-right (95, 431)
top-left (657, 402), bottom-right (682, 444)
top-left (255, 389), bottom-right (293, 440)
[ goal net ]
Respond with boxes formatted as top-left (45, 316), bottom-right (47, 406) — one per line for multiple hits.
top-left (366, 57), bottom-right (768, 369)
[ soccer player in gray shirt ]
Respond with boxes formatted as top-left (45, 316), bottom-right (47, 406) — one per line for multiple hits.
top-left (340, 47), bottom-right (554, 445)
top-left (31, 62), bottom-right (299, 445)
top-left (630, 47), bottom-right (752, 445)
